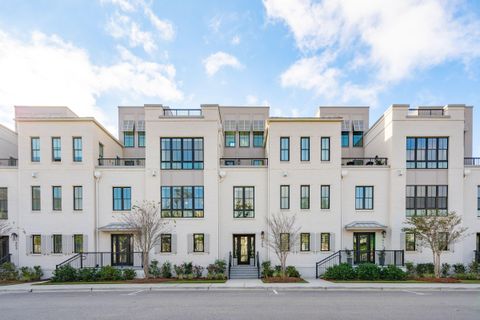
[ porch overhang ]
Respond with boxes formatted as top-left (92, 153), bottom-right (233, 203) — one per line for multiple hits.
top-left (98, 222), bottom-right (135, 232)
top-left (344, 221), bottom-right (387, 231)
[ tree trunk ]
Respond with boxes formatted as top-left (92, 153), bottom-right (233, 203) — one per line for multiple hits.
top-left (281, 254), bottom-right (287, 279)
top-left (143, 251), bottom-right (150, 278)
top-left (433, 251), bottom-right (441, 278)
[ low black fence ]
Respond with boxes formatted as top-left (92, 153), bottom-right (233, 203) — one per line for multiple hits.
top-left (56, 252), bottom-right (144, 269)
top-left (342, 157), bottom-right (388, 166)
top-left (98, 158), bottom-right (145, 167)
top-left (0, 158), bottom-right (17, 166)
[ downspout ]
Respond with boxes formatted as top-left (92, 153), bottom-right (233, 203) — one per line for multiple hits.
top-left (94, 171), bottom-right (101, 252)
top-left (340, 170), bottom-right (344, 250)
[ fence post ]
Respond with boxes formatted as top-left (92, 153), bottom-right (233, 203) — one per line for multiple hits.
top-left (80, 253), bottom-right (83, 269)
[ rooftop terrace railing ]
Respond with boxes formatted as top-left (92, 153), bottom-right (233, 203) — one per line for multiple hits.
top-left (163, 109), bottom-right (202, 117)
top-left (98, 158), bottom-right (145, 167)
top-left (408, 108), bottom-right (445, 116)
top-left (220, 158), bottom-right (268, 167)
top-left (342, 157), bottom-right (388, 166)
top-left (0, 158), bottom-right (17, 167)
top-left (465, 158), bottom-right (480, 166)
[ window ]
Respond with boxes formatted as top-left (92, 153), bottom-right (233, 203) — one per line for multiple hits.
top-left (225, 131), bottom-right (236, 147)
top-left (253, 132), bottom-right (264, 147)
top-left (406, 185), bottom-right (448, 216)
top-left (439, 232), bottom-right (448, 251)
top-left (0, 188), bottom-right (7, 219)
top-left (138, 131), bottom-right (145, 148)
top-left (300, 137), bottom-right (310, 161)
top-left (355, 186), bottom-right (374, 210)
top-left (405, 233), bottom-right (416, 251)
top-left (239, 132), bottom-right (250, 147)
top-left (300, 185), bottom-right (310, 209)
top-left (193, 234), bottom-right (204, 252)
top-left (32, 235), bottom-right (41, 254)
top-left (53, 234), bottom-right (62, 254)
top-left (161, 234), bottom-right (172, 253)
top-left (321, 185), bottom-right (330, 209)
top-left (31, 137), bottom-right (40, 162)
top-left (99, 143), bottom-right (104, 159)
top-left (161, 186), bottom-right (204, 218)
top-left (406, 137), bottom-right (448, 169)
top-left (73, 234), bottom-right (83, 253)
top-left (124, 131), bottom-right (134, 148)
top-left (280, 137), bottom-right (290, 161)
top-left (320, 233), bottom-right (330, 251)
top-left (72, 137), bottom-right (82, 162)
top-left (321, 137), bottom-right (330, 161)
top-left (52, 186), bottom-right (62, 211)
top-left (353, 131), bottom-right (363, 147)
top-left (161, 138), bottom-right (204, 170)
top-left (233, 187), bottom-right (254, 218)
top-left (31, 186), bottom-right (41, 211)
top-left (73, 186), bottom-right (83, 211)
top-left (478, 186), bottom-right (480, 216)
top-left (52, 137), bottom-right (61, 162)
top-left (341, 131), bottom-right (349, 147)
top-left (300, 233), bottom-right (310, 251)
top-left (280, 185), bottom-right (290, 209)
top-left (113, 187), bottom-right (131, 211)
top-left (280, 233), bottom-right (290, 252)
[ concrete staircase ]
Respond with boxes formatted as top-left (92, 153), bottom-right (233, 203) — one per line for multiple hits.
top-left (229, 265), bottom-right (259, 279)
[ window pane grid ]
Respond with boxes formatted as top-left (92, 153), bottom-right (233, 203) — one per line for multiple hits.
top-left (73, 186), bottom-right (83, 211)
top-left (280, 185), bottom-right (290, 209)
top-left (300, 137), bottom-right (310, 161)
top-left (52, 186), bottom-right (62, 211)
top-left (161, 186), bottom-right (204, 218)
top-left (406, 185), bottom-right (448, 216)
top-left (233, 186), bottom-right (255, 218)
top-left (406, 137), bottom-right (448, 169)
top-left (161, 137), bottom-right (204, 170)
top-left (300, 185), bottom-right (310, 209)
top-left (52, 137), bottom-right (61, 162)
top-left (113, 187), bottom-right (131, 211)
top-left (280, 137), bottom-right (290, 161)
top-left (300, 233), bottom-right (310, 251)
top-left (73, 137), bottom-right (82, 162)
top-left (321, 185), bottom-right (330, 209)
top-left (321, 137), bottom-right (330, 161)
top-left (31, 137), bottom-right (40, 162)
top-left (355, 186), bottom-right (373, 210)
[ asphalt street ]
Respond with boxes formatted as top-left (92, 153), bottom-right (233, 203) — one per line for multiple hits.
top-left (0, 289), bottom-right (479, 320)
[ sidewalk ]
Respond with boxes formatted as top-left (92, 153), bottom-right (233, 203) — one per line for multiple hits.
top-left (2, 279), bottom-right (480, 293)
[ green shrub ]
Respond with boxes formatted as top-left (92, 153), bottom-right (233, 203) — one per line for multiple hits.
top-left (214, 259), bottom-right (226, 274)
top-left (161, 261), bottom-right (172, 278)
top-left (52, 265), bottom-right (77, 282)
top-left (273, 265), bottom-right (282, 277)
top-left (356, 263), bottom-right (381, 280)
top-left (261, 261), bottom-right (274, 278)
top-left (468, 261), bottom-right (479, 274)
top-left (405, 262), bottom-right (415, 276)
top-left (174, 264), bottom-right (184, 279)
top-left (19, 266), bottom-right (43, 281)
top-left (380, 265), bottom-right (406, 281)
top-left (182, 262), bottom-right (193, 275)
top-left (149, 260), bottom-right (161, 278)
top-left (285, 266), bottom-right (300, 278)
top-left (453, 263), bottom-right (466, 274)
top-left (0, 262), bottom-right (19, 281)
top-left (416, 263), bottom-right (434, 276)
top-left (323, 263), bottom-right (357, 280)
top-left (441, 263), bottom-right (451, 278)
top-left (122, 268), bottom-right (136, 280)
top-left (98, 266), bottom-right (122, 281)
top-left (453, 273), bottom-right (480, 280)
top-left (77, 268), bottom-right (99, 282)
top-left (193, 265), bottom-right (204, 278)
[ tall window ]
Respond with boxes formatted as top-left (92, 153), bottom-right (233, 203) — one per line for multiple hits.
top-left (0, 188), bottom-right (7, 219)
top-left (405, 232), bottom-right (416, 251)
top-left (52, 186), bottom-right (62, 211)
top-left (300, 233), bottom-right (310, 251)
top-left (355, 186), bottom-right (374, 210)
top-left (113, 187), bottom-right (131, 211)
top-left (193, 234), bottom-right (204, 252)
top-left (280, 233), bottom-right (290, 251)
top-left (406, 137), bottom-right (448, 169)
top-left (280, 137), bottom-right (290, 161)
top-left (31, 186), bottom-right (41, 211)
top-left (320, 233), bottom-right (330, 251)
top-left (73, 186), bottom-right (83, 211)
top-left (31, 137), bottom-right (40, 162)
top-left (406, 185), bottom-right (448, 216)
top-left (124, 131), bottom-right (134, 148)
top-left (161, 234), bottom-right (172, 252)
top-left (138, 131), bottom-right (145, 148)
top-left (239, 132), bottom-right (250, 147)
top-left (225, 131), bottom-right (236, 147)
top-left (73, 234), bottom-right (83, 253)
top-left (477, 186), bottom-right (480, 216)
top-left (53, 234), bottom-right (62, 254)
top-left (32, 235), bottom-right (41, 254)
top-left (161, 186), bottom-right (204, 218)
top-left (72, 137), bottom-right (82, 162)
top-left (253, 132), bottom-right (264, 147)
top-left (300, 137), bottom-right (310, 161)
top-left (51, 137), bottom-right (61, 162)
top-left (161, 138), bottom-right (204, 170)
top-left (233, 186), bottom-right (254, 218)
top-left (341, 131), bottom-right (349, 147)
top-left (300, 185), bottom-right (310, 209)
top-left (321, 137), bottom-right (330, 161)
top-left (280, 185), bottom-right (290, 209)
top-left (353, 131), bottom-right (363, 147)
top-left (321, 185), bottom-right (330, 209)
top-left (99, 143), bottom-right (104, 158)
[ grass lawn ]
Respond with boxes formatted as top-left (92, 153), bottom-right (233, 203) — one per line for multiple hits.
top-left (330, 280), bottom-right (480, 284)
top-left (36, 279), bottom-right (227, 285)
top-left (261, 277), bottom-right (308, 283)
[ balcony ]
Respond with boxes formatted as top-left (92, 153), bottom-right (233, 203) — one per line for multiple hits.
top-left (0, 158), bottom-right (17, 167)
top-left (342, 157), bottom-right (388, 166)
top-left (220, 158), bottom-right (268, 167)
top-left (98, 158), bottom-right (145, 167)
top-left (465, 157), bottom-right (480, 166)
top-left (163, 108), bottom-right (202, 117)
top-left (407, 108), bottom-right (446, 117)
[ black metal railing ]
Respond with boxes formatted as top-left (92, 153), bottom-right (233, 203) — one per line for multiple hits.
top-left (316, 250), bottom-right (404, 278)
top-left (0, 254), bottom-right (11, 265)
top-left (342, 157), bottom-right (388, 166)
top-left (465, 158), bottom-right (480, 166)
top-left (256, 251), bottom-right (260, 279)
top-left (98, 158), bottom-right (145, 167)
top-left (0, 158), bottom-right (17, 167)
top-left (56, 252), bottom-right (144, 269)
top-left (163, 109), bottom-right (202, 117)
top-left (408, 108), bottom-right (445, 116)
top-left (220, 158), bottom-right (268, 167)
top-left (228, 251), bottom-right (232, 279)
top-left (475, 250), bottom-right (480, 263)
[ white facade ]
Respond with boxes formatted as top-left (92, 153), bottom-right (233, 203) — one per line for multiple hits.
top-left (0, 104), bottom-right (479, 278)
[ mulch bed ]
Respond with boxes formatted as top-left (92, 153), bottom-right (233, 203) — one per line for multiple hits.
top-left (128, 278), bottom-right (224, 283)
top-left (262, 277), bottom-right (306, 283)
top-left (413, 277), bottom-right (461, 283)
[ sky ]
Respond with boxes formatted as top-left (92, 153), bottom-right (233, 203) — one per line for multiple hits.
top-left (0, 0), bottom-right (480, 154)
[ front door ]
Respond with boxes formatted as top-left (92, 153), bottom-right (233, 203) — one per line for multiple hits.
top-left (111, 234), bottom-right (133, 266)
top-left (0, 236), bottom-right (8, 259)
top-left (233, 234), bottom-right (255, 265)
top-left (353, 232), bottom-right (375, 264)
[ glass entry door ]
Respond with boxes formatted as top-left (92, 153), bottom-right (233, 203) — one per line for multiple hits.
top-left (111, 234), bottom-right (133, 266)
top-left (353, 232), bottom-right (375, 264)
top-left (0, 236), bottom-right (8, 259)
top-left (233, 234), bottom-right (255, 265)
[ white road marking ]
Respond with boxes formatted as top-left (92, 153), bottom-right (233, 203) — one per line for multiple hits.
top-left (126, 289), bottom-right (145, 296)
top-left (272, 289), bottom-right (278, 295)
top-left (402, 290), bottom-right (426, 295)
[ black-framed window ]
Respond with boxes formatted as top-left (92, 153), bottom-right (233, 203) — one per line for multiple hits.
top-left (161, 234), bottom-right (172, 253)
top-left (321, 185), bottom-right (330, 209)
top-left (353, 131), bottom-right (363, 147)
top-left (31, 137), bottom-right (40, 162)
top-left (73, 186), bottom-right (83, 211)
top-left (113, 187), bottom-right (131, 211)
top-left (73, 234), bottom-right (83, 253)
top-left (300, 233), bottom-right (310, 251)
top-left (32, 235), bottom-right (41, 254)
top-left (99, 143), bottom-right (104, 159)
top-left (233, 186), bottom-right (254, 218)
top-left (239, 132), bottom-right (250, 147)
top-left (72, 137), bottom-right (82, 162)
top-left (321, 137), bottom-right (330, 161)
top-left (320, 233), bottom-right (330, 251)
top-left (138, 131), bottom-right (145, 148)
top-left (124, 132), bottom-right (134, 148)
top-left (161, 137), bottom-right (204, 170)
top-left (31, 186), bottom-right (41, 211)
top-left (355, 186), bottom-right (373, 210)
top-left (161, 186), bottom-right (204, 218)
top-left (0, 188), bottom-right (7, 219)
top-left (406, 185), bottom-right (447, 216)
top-left (341, 131), bottom-right (349, 147)
top-left (405, 232), bottom-right (416, 251)
top-left (300, 185), bottom-right (310, 209)
top-left (280, 137), bottom-right (290, 161)
top-left (52, 137), bottom-right (61, 162)
top-left (280, 185), bottom-right (290, 209)
top-left (406, 137), bottom-right (448, 169)
top-left (253, 132), bottom-right (264, 147)
top-left (53, 234), bottom-right (62, 254)
top-left (300, 137), bottom-right (310, 161)
top-left (52, 186), bottom-right (62, 211)
top-left (193, 233), bottom-right (204, 252)
top-left (225, 131), bottom-right (236, 147)
top-left (477, 186), bottom-right (480, 216)
top-left (280, 233), bottom-right (290, 252)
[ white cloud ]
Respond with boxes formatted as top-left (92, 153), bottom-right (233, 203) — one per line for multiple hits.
top-left (203, 51), bottom-right (244, 77)
top-left (231, 35), bottom-right (240, 45)
top-left (0, 30), bottom-right (183, 131)
top-left (106, 14), bottom-right (156, 53)
top-left (246, 95), bottom-right (258, 105)
top-left (100, 0), bottom-right (135, 12)
top-left (143, 6), bottom-right (174, 41)
top-left (208, 15), bottom-right (223, 33)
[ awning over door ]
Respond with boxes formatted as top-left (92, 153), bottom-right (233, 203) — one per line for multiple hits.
top-left (344, 221), bottom-right (387, 231)
top-left (98, 222), bottom-right (135, 232)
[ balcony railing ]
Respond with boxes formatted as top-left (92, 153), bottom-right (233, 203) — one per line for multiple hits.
top-left (0, 158), bottom-right (17, 167)
top-left (342, 157), bottom-right (388, 166)
top-left (408, 108), bottom-right (445, 116)
top-left (220, 158), bottom-right (268, 167)
top-left (163, 109), bottom-right (202, 117)
top-left (465, 158), bottom-right (480, 166)
top-left (98, 158), bottom-right (145, 167)
top-left (56, 252), bottom-right (144, 269)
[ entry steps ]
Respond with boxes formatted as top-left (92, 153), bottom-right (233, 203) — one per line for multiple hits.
top-left (229, 265), bottom-right (259, 279)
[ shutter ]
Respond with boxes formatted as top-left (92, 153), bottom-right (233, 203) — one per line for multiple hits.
top-left (252, 120), bottom-right (265, 131)
top-left (330, 233), bottom-right (336, 252)
top-left (83, 235), bottom-right (88, 253)
top-left (49, 235), bottom-right (54, 254)
top-left (315, 233), bottom-right (321, 252)
top-left (223, 120), bottom-right (237, 131)
top-left (172, 234), bottom-right (177, 254)
top-left (136, 120), bottom-right (145, 131)
top-left (341, 120), bottom-right (351, 131)
top-left (122, 120), bottom-right (135, 131)
top-left (187, 234), bottom-right (193, 253)
top-left (41, 235), bottom-right (48, 255)
top-left (310, 233), bottom-right (316, 252)
top-left (63, 235), bottom-right (73, 254)
top-left (26, 235), bottom-right (32, 255)
top-left (205, 234), bottom-right (210, 254)
top-left (400, 232), bottom-right (405, 251)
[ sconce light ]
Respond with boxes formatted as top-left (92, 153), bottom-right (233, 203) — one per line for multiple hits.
top-left (11, 232), bottom-right (18, 241)
top-left (31, 172), bottom-right (38, 178)
top-left (381, 230), bottom-right (386, 238)
top-left (282, 172), bottom-right (288, 177)
top-left (152, 170), bottom-right (157, 177)
top-left (261, 231), bottom-right (265, 240)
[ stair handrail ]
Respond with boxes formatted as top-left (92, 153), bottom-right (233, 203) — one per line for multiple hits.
top-left (228, 251), bottom-right (232, 279)
top-left (0, 253), bottom-right (11, 265)
top-left (256, 251), bottom-right (260, 279)
top-left (56, 253), bottom-right (81, 269)
top-left (315, 250), bottom-right (341, 278)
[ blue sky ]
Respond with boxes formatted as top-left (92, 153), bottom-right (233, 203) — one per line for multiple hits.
top-left (0, 0), bottom-right (480, 154)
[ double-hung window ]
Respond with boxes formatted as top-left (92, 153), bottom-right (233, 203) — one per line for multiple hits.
top-left (73, 186), bottom-right (83, 211)
top-left (477, 186), bottom-right (480, 217)
top-left (280, 185), bottom-right (290, 209)
top-left (353, 131), bottom-right (363, 147)
top-left (280, 137), bottom-right (290, 161)
top-left (113, 187), bottom-right (131, 211)
top-left (300, 185), bottom-right (310, 209)
top-left (161, 234), bottom-right (172, 253)
top-left (32, 235), bottom-right (41, 254)
top-left (233, 186), bottom-right (254, 218)
top-left (52, 137), bottom-right (61, 162)
top-left (300, 137), bottom-right (310, 161)
top-left (239, 132), bottom-right (250, 147)
top-left (124, 132), bottom-right (134, 148)
top-left (341, 131), bottom-right (349, 147)
top-left (253, 132), bottom-right (264, 147)
top-left (31, 186), bottom-right (41, 211)
top-left (321, 185), bottom-right (330, 209)
top-left (225, 132), bottom-right (236, 147)
top-left (355, 186), bottom-right (373, 210)
top-left (161, 186), bottom-right (204, 218)
top-left (0, 188), bottom-right (7, 219)
top-left (99, 143), bottom-right (104, 159)
top-left (73, 234), bottom-right (83, 253)
top-left (193, 234), bottom-right (204, 252)
top-left (280, 233), bottom-right (290, 252)
top-left (321, 137), bottom-right (330, 161)
top-left (53, 234), bottom-right (62, 254)
top-left (406, 185), bottom-right (447, 216)
top-left (161, 138), bottom-right (204, 169)
top-left (52, 186), bottom-right (62, 211)
top-left (320, 233), bottom-right (330, 251)
top-left (406, 137), bottom-right (448, 169)
top-left (31, 137), bottom-right (40, 162)
top-left (138, 131), bottom-right (145, 148)
top-left (405, 233), bottom-right (416, 251)
top-left (72, 137), bottom-right (82, 162)
top-left (300, 233), bottom-right (310, 252)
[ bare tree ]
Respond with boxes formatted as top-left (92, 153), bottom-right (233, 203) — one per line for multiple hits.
top-left (0, 220), bottom-right (10, 236)
top-left (265, 212), bottom-right (300, 278)
top-left (121, 201), bottom-right (171, 278)
top-left (403, 211), bottom-right (468, 278)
